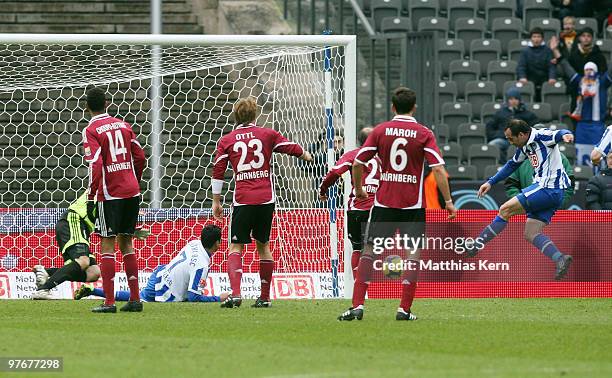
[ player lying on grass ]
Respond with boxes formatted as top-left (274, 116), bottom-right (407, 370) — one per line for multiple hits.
top-left (75, 224), bottom-right (229, 305)
top-left (467, 120), bottom-right (574, 280)
top-left (32, 192), bottom-right (151, 300)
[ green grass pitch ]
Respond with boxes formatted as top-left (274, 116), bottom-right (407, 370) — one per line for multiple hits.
top-left (3, 298), bottom-right (612, 377)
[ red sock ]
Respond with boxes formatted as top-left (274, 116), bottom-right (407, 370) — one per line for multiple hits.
top-left (259, 260), bottom-right (274, 301)
top-left (399, 267), bottom-right (419, 312)
top-left (351, 250), bottom-right (361, 279)
top-left (123, 253), bottom-right (140, 301)
top-left (352, 255), bottom-right (374, 308)
top-left (227, 252), bottom-right (243, 297)
top-left (100, 254), bottom-right (116, 306)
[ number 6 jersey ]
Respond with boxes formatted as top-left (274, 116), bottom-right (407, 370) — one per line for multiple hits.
top-left (212, 123), bottom-right (305, 206)
top-left (82, 113), bottom-right (146, 201)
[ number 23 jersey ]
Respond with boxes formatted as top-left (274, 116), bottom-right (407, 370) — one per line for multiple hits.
top-left (212, 123), bottom-right (305, 206)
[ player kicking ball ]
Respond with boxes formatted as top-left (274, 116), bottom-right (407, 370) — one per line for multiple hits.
top-left (467, 120), bottom-right (574, 280)
top-left (75, 225), bottom-right (230, 304)
top-left (211, 97), bottom-right (312, 308)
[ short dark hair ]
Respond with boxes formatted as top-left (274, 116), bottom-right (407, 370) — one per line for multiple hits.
top-left (358, 127), bottom-right (372, 145)
top-left (530, 27), bottom-right (544, 37)
top-left (391, 87), bottom-right (416, 114)
top-left (200, 224), bottom-right (222, 249)
top-left (86, 87), bottom-right (107, 112)
top-left (504, 119), bottom-right (531, 136)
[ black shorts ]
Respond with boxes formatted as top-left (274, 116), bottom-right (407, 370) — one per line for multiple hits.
top-left (56, 211), bottom-right (97, 266)
top-left (347, 210), bottom-right (370, 251)
top-left (364, 206), bottom-right (426, 244)
top-left (229, 203), bottom-right (275, 244)
top-left (96, 196), bottom-right (140, 237)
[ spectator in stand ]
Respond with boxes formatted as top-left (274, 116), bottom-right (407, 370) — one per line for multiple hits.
top-left (558, 58), bottom-right (612, 165)
top-left (549, 16), bottom-right (577, 64)
top-left (486, 87), bottom-right (539, 163)
top-left (517, 27), bottom-right (557, 102)
top-left (551, 0), bottom-right (593, 20)
top-left (585, 152), bottom-right (612, 210)
top-left (567, 27), bottom-right (607, 75)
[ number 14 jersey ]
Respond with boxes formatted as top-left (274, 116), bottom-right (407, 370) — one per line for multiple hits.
top-left (212, 123), bottom-right (305, 206)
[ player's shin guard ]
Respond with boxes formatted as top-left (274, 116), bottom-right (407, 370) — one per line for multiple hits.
top-left (352, 254), bottom-right (374, 308)
top-left (259, 259), bottom-right (274, 301)
top-left (351, 250), bottom-right (361, 279)
top-left (227, 252), bottom-right (243, 297)
top-left (39, 261), bottom-right (82, 290)
top-left (532, 234), bottom-right (563, 262)
top-left (100, 254), bottom-right (116, 306)
top-left (399, 264), bottom-right (419, 313)
top-left (122, 253), bottom-right (140, 301)
top-left (478, 215), bottom-right (508, 245)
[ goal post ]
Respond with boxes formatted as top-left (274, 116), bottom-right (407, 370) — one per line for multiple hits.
top-left (0, 33), bottom-right (356, 299)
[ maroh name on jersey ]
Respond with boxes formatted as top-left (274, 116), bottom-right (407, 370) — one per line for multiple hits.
top-left (381, 172), bottom-right (417, 183)
top-left (106, 161), bottom-right (132, 173)
top-left (385, 128), bottom-right (417, 138)
top-left (235, 169), bottom-right (269, 181)
top-left (95, 121), bottom-right (127, 134)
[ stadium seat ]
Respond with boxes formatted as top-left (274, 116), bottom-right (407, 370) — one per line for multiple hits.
top-left (470, 39), bottom-right (502, 76)
top-left (418, 17), bottom-right (450, 35)
top-left (507, 38), bottom-right (528, 61)
top-left (449, 59), bottom-right (481, 98)
top-left (454, 17), bottom-right (487, 49)
top-left (503, 81), bottom-right (535, 104)
top-left (447, 164), bottom-right (478, 180)
top-left (441, 102), bottom-right (472, 140)
top-left (410, 0), bottom-right (440, 30)
top-left (576, 17), bottom-right (599, 37)
top-left (541, 81), bottom-right (570, 120)
top-left (483, 164), bottom-right (502, 179)
top-left (528, 102), bottom-right (553, 123)
top-left (468, 144), bottom-right (500, 178)
top-left (481, 101), bottom-right (503, 124)
top-left (487, 60), bottom-right (517, 98)
top-left (457, 122), bottom-right (487, 158)
top-left (559, 102), bottom-right (572, 125)
top-left (465, 80), bottom-right (496, 119)
top-left (381, 16), bottom-right (413, 33)
top-left (595, 39), bottom-right (612, 60)
top-left (440, 142), bottom-right (463, 165)
top-left (432, 123), bottom-right (450, 144)
top-left (573, 165), bottom-right (594, 181)
top-left (522, 0), bottom-right (552, 32)
top-left (545, 122), bottom-right (571, 132)
top-left (447, 0), bottom-right (478, 30)
top-left (485, 0), bottom-right (516, 29)
top-left (491, 18), bottom-right (523, 55)
top-left (371, 0), bottom-right (402, 32)
top-left (529, 18), bottom-right (560, 41)
top-left (437, 39), bottom-right (465, 77)
top-left (558, 143), bottom-right (577, 165)
top-left (438, 81), bottom-right (458, 105)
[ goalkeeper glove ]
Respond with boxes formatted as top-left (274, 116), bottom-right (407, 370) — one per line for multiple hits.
top-left (134, 227), bottom-right (151, 240)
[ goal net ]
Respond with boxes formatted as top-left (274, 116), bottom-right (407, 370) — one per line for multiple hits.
top-left (0, 34), bottom-right (356, 299)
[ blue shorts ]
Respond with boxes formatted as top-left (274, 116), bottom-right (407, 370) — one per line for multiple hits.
top-left (516, 184), bottom-right (564, 224)
top-left (139, 265), bottom-right (165, 302)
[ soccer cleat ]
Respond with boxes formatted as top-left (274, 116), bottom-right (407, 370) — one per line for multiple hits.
top-left (32, 265), bottom-right (49, 288)
top-left (91, 303), bottom-right (117, 313)
top-left (251, 297), bottom-right (271, 308)
top-left (555, 254), bottom-right (573, 281)
top-left (73, 284), bottom-right (94, 300)
top-left (119, 301), bottom-right (143, 312)
top-left (396, 308), bottom-right (418, 321)
top-left (337, 306), bottom-right (363, 321)
top-left (31, 289), bottom-right (54, 300)
top-left (220, 296), bottom-right (242, 308)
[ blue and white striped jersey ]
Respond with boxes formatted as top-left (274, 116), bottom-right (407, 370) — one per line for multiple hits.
top-left (510, 128), bottom-right (572, 189)
top-left (155, 240), bottom-right (210, 302)
top-left (594, 125), bottom-right (612, 156)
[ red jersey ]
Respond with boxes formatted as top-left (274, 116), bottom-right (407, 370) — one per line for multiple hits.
top-left (319, 148), bottom-right (381, 211)
top-left (212, 123), bottom-right (304, 206)
top-left (82, 113), bottom-right (145, 201)
top-left (355, 115), bottom-right (444, 209)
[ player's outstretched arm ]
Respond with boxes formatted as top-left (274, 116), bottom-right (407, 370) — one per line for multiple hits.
top-left (299, 150), bottom-right (313, 162)
top-left (212, 194), bottom-right (223, 221)
top-left (431, 165), bottom-right (457, 219)
top-left (352, 161), bottom-right (367, 199)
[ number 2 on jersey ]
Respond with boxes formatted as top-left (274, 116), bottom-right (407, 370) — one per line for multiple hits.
top-left (106, 129), bottom-right (127, 162)
top-left (234, 139), bottom-right (264, 172)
